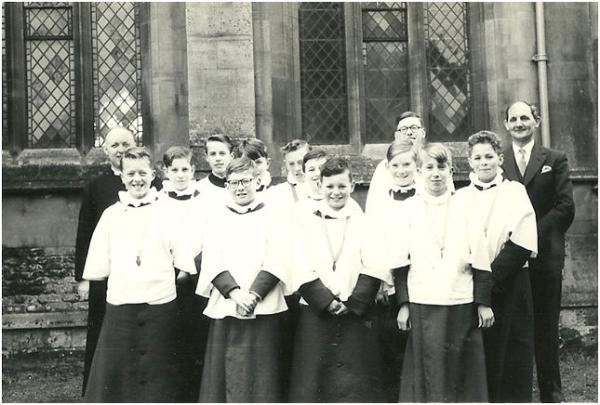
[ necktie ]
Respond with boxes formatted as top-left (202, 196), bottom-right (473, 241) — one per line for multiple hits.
top-left (517, 148), bottom-right (527, 177)
top-left (390, 188), bottom-right (416, 201)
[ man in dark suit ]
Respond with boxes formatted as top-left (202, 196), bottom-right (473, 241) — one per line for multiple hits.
top-left (501, 101), bottom-right (575, 402)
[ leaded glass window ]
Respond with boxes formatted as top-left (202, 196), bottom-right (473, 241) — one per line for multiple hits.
top-left (362, 2), bottom-right (410, 143)
top-left (3, 2), bottom-right (144, 150)
top-left (91, 3), bottom-right (143, 146)
top-left (299, 2), bottom-right (348, 144)
top-left (24, 2), bottom-right (76, 148)
top-left (424, 2), bottom-right (472, 141)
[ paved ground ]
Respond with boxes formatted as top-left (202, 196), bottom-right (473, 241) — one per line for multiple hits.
top-left (2, 347), bottom-right (597, 402)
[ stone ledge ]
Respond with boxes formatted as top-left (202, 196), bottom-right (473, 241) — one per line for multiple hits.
top-left (2, 312), bottom-right (87, 330)
top-left (3, 144), bottom-right (598, 191)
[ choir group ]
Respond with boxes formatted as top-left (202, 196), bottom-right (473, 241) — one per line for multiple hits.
top-left (75, 103), bottom-right (574, 403)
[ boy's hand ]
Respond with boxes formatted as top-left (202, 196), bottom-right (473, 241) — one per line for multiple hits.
top-left (397, 303), bottom-right (411, 331)
top-left (326, 299), bottom-right (342, 315)
top-left (334, 302), bottom-right (349, 316)
top-left (375, 288), bottom-right (389, 305)
top-left (229, 289), bottom-right (256, 314)
top-left (477, 305), bottom-right (495, 328)
top-left (77, 281), bottom-right (90, 301)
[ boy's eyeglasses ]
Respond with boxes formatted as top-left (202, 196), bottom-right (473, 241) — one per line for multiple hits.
top-left (227, 178), bottom-right (254, 188)
top-left (395, 125), bottom-right (423, 135)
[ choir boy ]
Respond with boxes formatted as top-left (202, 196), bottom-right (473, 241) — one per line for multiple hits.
top-left (75, 127), bottom-right (158, 395)
top-left (197, 134), bottom-right (234, 205)
top-left (367, 137), bottom-right (418, 400)
top-left (289, 157), bottom-right (388, 402)
top-left (195, 157), bottom-right (290, 402)
top-left (393, 143), bottom-right (492, 402)
top-left (161, 145), bottom-right (208, 402)
top-left (455, 130), bottom-right (538, 402)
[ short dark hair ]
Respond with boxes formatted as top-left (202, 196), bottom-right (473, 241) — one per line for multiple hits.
top-left (396, 111), bottom-right (424, 127)
top-left (120, 146), bottom-right (153, 171)
top-left (467, 131), bottom-right (503, 155)
top-left (206, 134), bottom-right (233, 153)
top-left (235, 138), bottom-right (268, 160)
top-left (320, 156), bottom-right (353, 182)
top-left (386, 138), bottom-right (417, 162)
top-left (163, 146), bottom-right (192, 167)
top-left (505, 100), bottom-right (541, 121)
top-left (302, 149), bottom-right (329, 172)
top-left (225, 156), bottom-right (258, 179)
top-left (280, 139), bottom-right (310, 155)
top-left (417, 143), bottom-right (452, 168)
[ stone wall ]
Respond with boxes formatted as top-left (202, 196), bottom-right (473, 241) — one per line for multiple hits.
top-left (186, 2), bottom-right (256, 143)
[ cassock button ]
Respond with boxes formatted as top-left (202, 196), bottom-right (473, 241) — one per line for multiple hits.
top-left (336, 362), bottom-right (343, 368)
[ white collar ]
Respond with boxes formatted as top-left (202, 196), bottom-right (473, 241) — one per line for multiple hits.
top-left (420, 188), bottom-right (453, 205)
top-left (110, 166), bottom-right (122, 176)
top-left (162, 179), bottom-right (200, 196)
top-left (469, 170), bottom-right (504, 190)
top-left (287, 172), bottom-right (301, 186)
top-left (512, 139), bottom-right (534, 156)
top-left (314, 198), bottom-right (361, 219)
top-left (260, 172), bottom-right (272, 188)
top-left (390, 183), bottom-right (417, 193)
top-left (226, 196), bottom-right (264, 214)
top-left (119, 187), bottom-right (159, 207)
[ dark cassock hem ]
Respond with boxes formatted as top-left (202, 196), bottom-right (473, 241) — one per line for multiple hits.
top-left (399, 303), bottom-right (488, 403)
top-left (289, 305), bottom-right (387, 403)
top-left (83, 300), bottom-right (178, 403)
top-left (199, 314), bottom-right (285, 403)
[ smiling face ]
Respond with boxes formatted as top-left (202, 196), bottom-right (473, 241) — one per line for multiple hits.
top-left (166, 157), bottom-right (195, 192)
top-left (226, 169), bottom-right (258, 206)
top-left (284, 146), bottom-right (309, 183)
top-left (103, 129), bottom-right (135, 171)
top-left (206, 141), bottom-right (233, 177)
top-left (121, 157), bottom-right (155, 199)
top-left (504, 102), bottom-right (540, 145)
top-left (419, 154), bottom-right (452, 197)
top-left (304, 157), bottom-right (328, 193)
top-left (468, 143), bottom-right (503, 183)
top-left (321, 170), bottom-right (354, 211)
top-left (386, 151), bottom-right (417, 188)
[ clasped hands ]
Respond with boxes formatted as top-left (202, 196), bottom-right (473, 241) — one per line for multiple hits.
top-left (326, 299), bottom-right (349, 316)
top-left (229, 288), bottom-right (260, 317)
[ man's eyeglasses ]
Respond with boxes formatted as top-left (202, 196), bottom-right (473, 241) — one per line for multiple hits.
top-left (227, 178), bottom-right (254, 188)
top-left (395, 125), bottom-right (423, 134)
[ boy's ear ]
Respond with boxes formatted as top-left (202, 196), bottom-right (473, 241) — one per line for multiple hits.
top-left (350, 182), bottom-right (356, 193)
top-left (266, 157), bottom-right (271, 169)
top-left (498, 153), bottom-right (504, 166)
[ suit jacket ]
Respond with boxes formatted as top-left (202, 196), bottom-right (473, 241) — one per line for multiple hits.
top-left (502, 142), bottom-right (575, 270)
top-left (74, 170), bottom-right (162, 281)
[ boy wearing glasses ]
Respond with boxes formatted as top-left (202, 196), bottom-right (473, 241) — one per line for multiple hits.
top-left (196, 157), bottom-right (290, 402)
